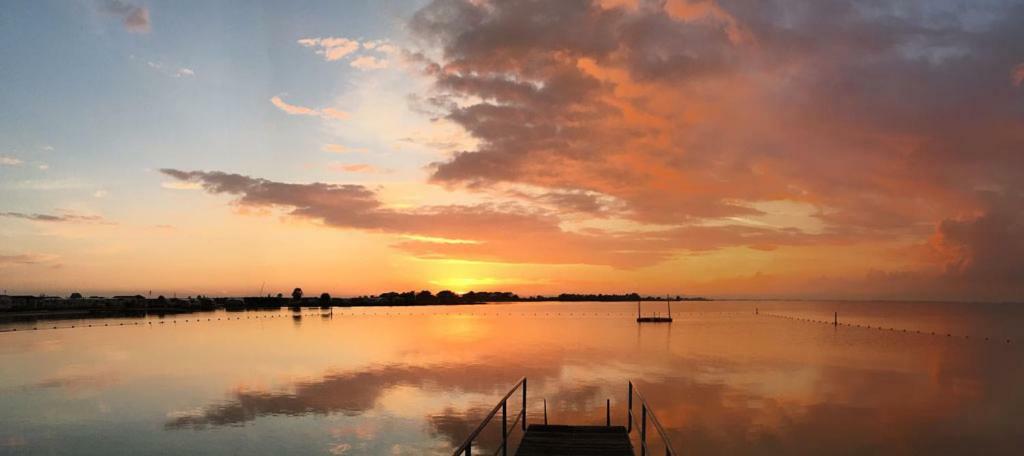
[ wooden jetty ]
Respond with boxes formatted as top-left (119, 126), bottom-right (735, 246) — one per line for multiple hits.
top-left (517, 425), bottom-right (632, 455)
top-left (453, 378), bottom-right (676, 456)
top-left (636, 298), bottom-right (673, 323)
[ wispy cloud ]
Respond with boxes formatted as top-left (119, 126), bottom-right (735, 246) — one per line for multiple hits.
top-left (1, 179), bottom-right (85, 190)
top-left (297, 37), bottom-right (360, 61)
top-left (270, 96), bottom-right (349, 121)
top-left (269, 95), bottom-right (317, 116)
top-left (319, 107), bottom-right (349, 121)
top-left (322, 144), bottom-right (368, 154)
top-left (1014, 63), bottom-right (1024, 87)
top-left (99, 0), bottom-right (150, 33)
top-left (146, 61), bottom-right (196, 78)
top-left (161, 181), bottom-right (201, 190)
top-left (0, 253), bottom-right (59, 266)
top-left (350, 55), bottom-right (388, 70)
top-left (0, 212), bottom-right (106, 223)
top-left (0, 156), bottom-right (22, 166)
top-left (160, 169), bottom-right (826, 268)
top-left (327, 163), bottom-right (378, 174)
top-left (297, 36), bottom-right (395, 70)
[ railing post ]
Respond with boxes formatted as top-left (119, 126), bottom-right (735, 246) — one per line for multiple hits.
top-left (641, 404), bottom-right (647, 456)
top-left (606, 399), bottom-right (611, 426)
top-left (466, 442), bottom-right (471, 456)
top-left (543, 398), bottom-right (548, 425)
top-left (627, 382), bottom-right (633, 433)
top-left (520, 377), bottom-right (528, 430)
top-left (501, 400), bottom-right (507, 456)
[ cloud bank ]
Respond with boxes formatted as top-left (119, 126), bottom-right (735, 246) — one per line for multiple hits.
top-left (161, 1), bottom-right (1024, 299)
top-left (160, 169), bottom-right (826, 268)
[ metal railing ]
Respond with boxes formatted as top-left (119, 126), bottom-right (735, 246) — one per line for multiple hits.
top-left (452, 377), bottom-right (527, 456)
top-left (628, 381), bottom-right (677, 456)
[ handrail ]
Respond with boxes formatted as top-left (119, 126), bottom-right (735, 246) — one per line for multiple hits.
top-left (453, 377), bottom-right (527, 456)
top-left (628, 381), bottom-right (677, 456)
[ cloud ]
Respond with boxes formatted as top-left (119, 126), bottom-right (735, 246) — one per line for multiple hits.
top-left (298, 37), bottom-right (361, 61)
top-left (99, 0), bottom-right (150, 33)
top-left (1, 179), bottom-right (85, 190)
top-left (350, 55), bottom-right (388, 70)
top-left (298, 36), bottom-right (398, 69)
top-left (270, 96), bottom-right (349, 121)
top-left (160, 169), bottom-right (831, 268)
top-left (0, 212), bottom-right (106, 223)
top-left (165, 361), bottom-right (563, 429)
top-left (328, 163), bottom-right (379, 174)
top-left (0, 156), bottom-right (22, 166)
top-left (928, 193), bottom-right (1024, 296)
top-left (0, 253), bottom-right (59, 266)
top-left (146, 61), bottom-right (196, 79)
top-left (1014, 63), bottom-right (1024, 87)
top-left (397, 0), bottom-right (1024, 295)
top-left (319, 107), bottom-right (349, 121)
top-left (322, 144), bottom-right (368, 154)
top-left (269, 95), bottom-right (318, 116)
top-left (93, 189), bottom-right (109, 198)
top-left (161, 181), bottom-right (201, 190)
top-left (37, 164), bottom-right (49, 171)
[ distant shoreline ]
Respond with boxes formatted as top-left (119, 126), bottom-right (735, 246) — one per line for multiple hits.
top-left (0, 292), bottom-right (710, 323)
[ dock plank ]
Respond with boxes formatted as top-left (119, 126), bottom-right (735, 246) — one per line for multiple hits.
top-left (515, 425), bottom-right (633, 456)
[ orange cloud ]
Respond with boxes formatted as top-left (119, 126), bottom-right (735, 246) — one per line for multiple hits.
top-left (328, 163), bottom-right (378, 173)
top-left (270, 96), bottom-right (349, 121)
top-left (159, 169), bottom-right (861, 269)
top-left (396, 0), bottom-right (1024, 297)
top-left (297, 37), bottom-right (360, 61)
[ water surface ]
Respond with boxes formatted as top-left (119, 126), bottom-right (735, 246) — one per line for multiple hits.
top-left (1, 301), bottom-right (1022, 454)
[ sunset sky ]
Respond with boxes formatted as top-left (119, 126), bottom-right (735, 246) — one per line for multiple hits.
top-left (1, 0), bottom-right (1022, 300)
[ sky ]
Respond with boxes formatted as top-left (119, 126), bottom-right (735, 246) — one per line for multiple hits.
top-left (1, 0), bottom-right (1022, 300)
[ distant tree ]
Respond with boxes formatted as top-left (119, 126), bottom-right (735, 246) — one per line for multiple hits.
top-left (415, 290), bottom-right (434, 303)
top-left (69, 292), bottom-right (83, 299)
top-left (319, 293), bottom-right (331, 305)
top-left (436, 290), bottom-right (458, 303)
top-left (292, 288), bottom-right (303, 300)
top-left (276, 293), bottom-right (284, 299)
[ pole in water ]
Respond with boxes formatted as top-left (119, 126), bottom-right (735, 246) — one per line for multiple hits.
top-left (833, 311), bottom-right (837, 326)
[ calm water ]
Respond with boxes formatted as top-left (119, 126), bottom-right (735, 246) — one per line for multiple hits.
top-left (1, 301), bottom-right (1022, 455)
